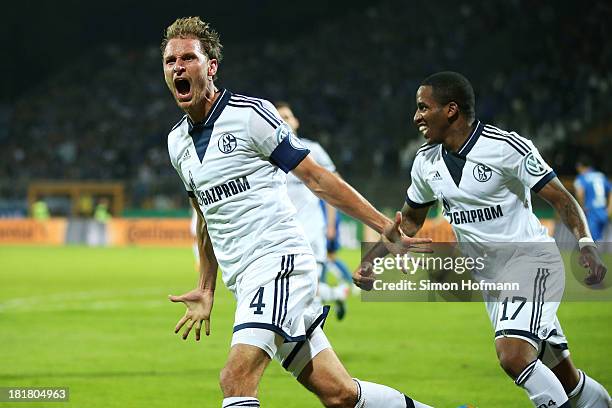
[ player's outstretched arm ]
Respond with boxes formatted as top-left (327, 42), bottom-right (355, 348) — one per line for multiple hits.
top-left (538, 177), bottom-right (607, 285)
top-left (168, 198), bottom-right (218, 341)
top-left (353, 203), bottom-right (431, 290)
top-left (293, 155), bottom-right (431, 245)
top-left (293, 155), bottom-right (390, 233)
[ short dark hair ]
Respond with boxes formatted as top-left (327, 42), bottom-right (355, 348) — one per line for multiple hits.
top-left (274, 101), bottom-right (291, 110)
top-left (421, 71), bottom-right (475, 122)
top-left (576, 155), bottom-right (592, 167)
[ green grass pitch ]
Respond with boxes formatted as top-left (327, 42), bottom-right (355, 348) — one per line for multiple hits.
top-left (0, 246), bottom-right (609, 407)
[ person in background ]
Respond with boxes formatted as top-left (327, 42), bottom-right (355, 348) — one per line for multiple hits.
top-left (574, 155), bottom-right (611, 242)
top-left (275, 101), bottom-right (350, 320)
top-left (31, 199), bottom-right (50, 220)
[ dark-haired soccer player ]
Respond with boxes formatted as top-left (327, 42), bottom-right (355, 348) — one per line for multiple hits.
top-left (162, 16), bottom-right (433, 408)
top-left (355, 71), bottom-right (610, 407)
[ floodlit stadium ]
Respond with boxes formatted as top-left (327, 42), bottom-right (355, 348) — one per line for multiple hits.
top-left (1, 1), bottom-right (610, 407)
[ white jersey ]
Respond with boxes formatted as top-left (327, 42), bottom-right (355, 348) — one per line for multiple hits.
top-left (407, 121), bottom-right (556, 245)
top-left (286, 138), bottom-right (336, 263)
top-left (167, 89), bottom-right (313, 289)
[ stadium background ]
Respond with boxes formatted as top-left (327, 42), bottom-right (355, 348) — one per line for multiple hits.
top-left (0, 1), bottom-right (610, 407)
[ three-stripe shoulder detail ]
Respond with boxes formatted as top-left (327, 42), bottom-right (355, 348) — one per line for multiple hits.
top-left (416, 143), bottom-right (440, 156)
top-left (481, 125), bottom-right (530, 156)
top-left (170, 115), bottom-right (188, 132)
top-left (228, 94), bottom-right (282, 129)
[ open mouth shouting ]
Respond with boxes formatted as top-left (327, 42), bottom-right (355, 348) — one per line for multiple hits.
top-left (174, 78), bottom-right (192, 101)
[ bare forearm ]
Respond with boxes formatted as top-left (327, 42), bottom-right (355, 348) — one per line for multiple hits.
top-left (539, 179), bottom-right (591, 240)
top-left (306, 171), bottom-right (391, 233)
top-left (196, 218), bottom-right (218, 292)
top-left (401, 217), bottom-right (424, 237)
top-left (399, 202), bottom-right (428, 238)
top-left (555, 196), bottom-right (590, 239)
top-left (360, 240), bottom-right (390, 266)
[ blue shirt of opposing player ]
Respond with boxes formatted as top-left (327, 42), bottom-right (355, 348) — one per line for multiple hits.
top-left (574, 156), bottom-right (611, 241)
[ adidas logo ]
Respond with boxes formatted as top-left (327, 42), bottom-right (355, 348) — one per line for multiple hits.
top-left (432, 171), bottom-right (442, 181)
top-left (182, 149), bottom-right (191, 161)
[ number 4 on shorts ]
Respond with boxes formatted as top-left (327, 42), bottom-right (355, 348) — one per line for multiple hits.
top-left (249, 287), bottom-right (266, 315)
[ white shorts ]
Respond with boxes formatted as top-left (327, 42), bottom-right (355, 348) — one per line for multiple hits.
top-left (309, 233), bottom-right (327, 265)
top-left (484, 253), bottom-right (570, 367)
top-left (232, 311), bottom-right (332, 377)
top-left (230, 253), bottom-right (331, 376)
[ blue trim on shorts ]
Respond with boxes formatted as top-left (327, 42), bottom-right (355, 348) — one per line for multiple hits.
top-left (537, 341), bottom-right (547, 360)
top-left (282, 305), bottom-right (331, 370)
top-left (549, 342), bottom-right (568, 350)
top-left (232, 322), bottom-right (307, 343)
top-left (536, 332), bottom-right (566, 359)
top-left (495, 329), bottom-right (540, 343)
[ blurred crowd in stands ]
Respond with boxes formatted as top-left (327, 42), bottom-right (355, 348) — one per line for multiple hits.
top-left (1, 0), bottom-right (610, 211)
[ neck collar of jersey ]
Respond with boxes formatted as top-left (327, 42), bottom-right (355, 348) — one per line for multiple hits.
top-left (187, 89), bottom-right (232, 162)
top-left (454, 120), bottom-right (483, 157)
top-left (187, 88), bottom-right (231, 134)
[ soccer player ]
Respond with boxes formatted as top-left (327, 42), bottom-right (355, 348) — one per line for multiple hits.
top-left (161, 17), bottom-right (433, 408)
top-left (574, 156), bottom-right (611, 242)
top-left (354, 72), bottom-right (610, 407)
top-left (275, 101), bottom-right (350, 320)
top-left (323, 204), bottom-right (355, 290)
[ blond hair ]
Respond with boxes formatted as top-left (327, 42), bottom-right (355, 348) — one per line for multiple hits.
top-left (161, 17), bottom-right (223, 75)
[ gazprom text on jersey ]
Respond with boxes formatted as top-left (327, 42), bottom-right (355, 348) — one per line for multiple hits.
top-left (447, 204), bottom-right (503, 225)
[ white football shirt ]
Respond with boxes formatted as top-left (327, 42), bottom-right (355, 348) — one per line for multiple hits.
top-left (406, 121), bottom-right (556, 245)
top-left (168, 90), bottom-right (313, 290)
top-left (286, 138), bottom-right (336, 262)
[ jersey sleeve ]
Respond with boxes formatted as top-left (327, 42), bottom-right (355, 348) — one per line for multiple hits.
top-left (502, 136), bottom-right (556, 192)
top-left (309, 142), bottom-right (336, 172)
top-left (247, 100), bottom-right (310, 173)
top-left (406, 155), bottom-right (437, 208)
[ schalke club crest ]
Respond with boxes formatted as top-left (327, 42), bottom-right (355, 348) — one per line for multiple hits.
top-left (473, 163), bottom-right (492, 182)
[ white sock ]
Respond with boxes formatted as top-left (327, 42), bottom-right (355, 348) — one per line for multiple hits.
top-left (354, 379), bottom-right (432, 408)
top-left (516, 360), bottom-right (570, 407)
top-left (568, 369), bottom-right (611, 408)
top-left (318, 282), bottom-right (348, 302)
top-left (333, 283), bottom-right (349, 301)
top-left (222, 397), bottom-right (260, 407)
top-left (318, 282), bottom-right (336, 302)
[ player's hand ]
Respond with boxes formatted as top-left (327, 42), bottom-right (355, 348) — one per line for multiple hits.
top-left (382, 211), bottom-right (432, 253)
top-left (579, 246), bottom-right (607, 285)
top-left (168, 288), bottom-right (214, 341)
top-left (353, 262), bottom-right (375, 291)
